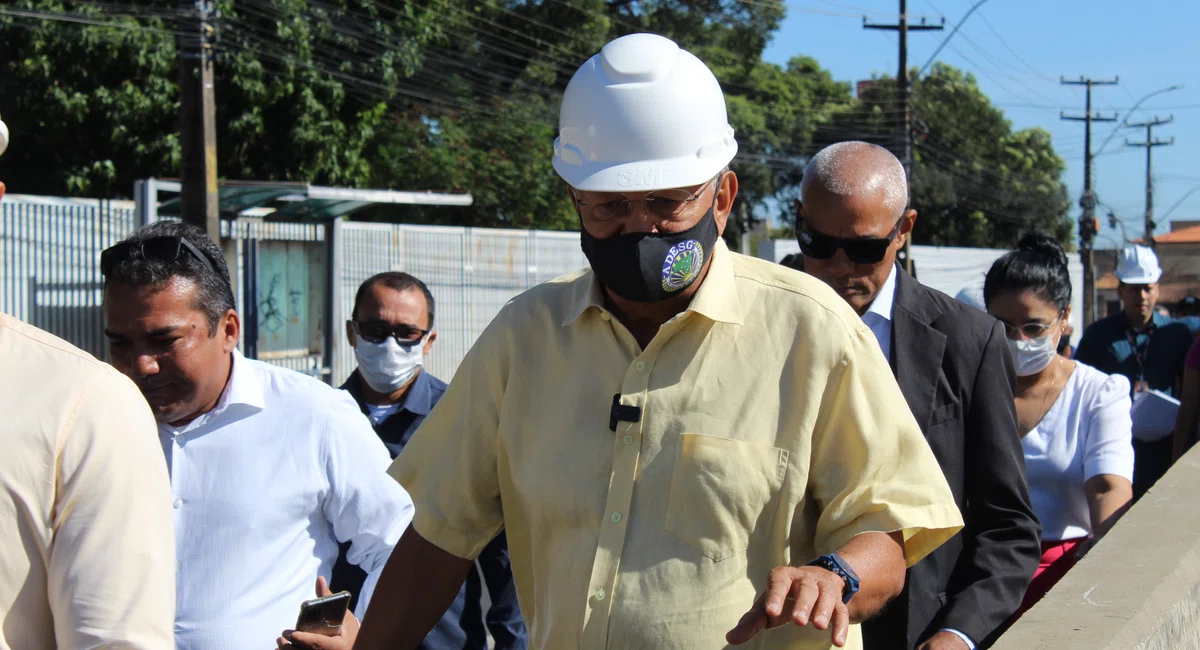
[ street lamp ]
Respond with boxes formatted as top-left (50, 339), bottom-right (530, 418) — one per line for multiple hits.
top-left (1094, 84), bottom-right (1183, 157)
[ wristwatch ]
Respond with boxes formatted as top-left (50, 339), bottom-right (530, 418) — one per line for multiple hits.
top-left (805, 553), bottom-right (861, 604)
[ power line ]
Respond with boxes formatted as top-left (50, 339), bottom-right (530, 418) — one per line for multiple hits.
top-left (943, 42), bottom-right (1062, 108)
top-left (0, 6), bottom-right (185, 37)
top-left (995, 102), bottom-right (1200, 111)
top-left (972, 9), bottom-right (1057, 82)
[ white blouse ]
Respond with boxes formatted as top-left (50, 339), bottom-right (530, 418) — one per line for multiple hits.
top-left (1022, 362), bottom-right (1135, 541)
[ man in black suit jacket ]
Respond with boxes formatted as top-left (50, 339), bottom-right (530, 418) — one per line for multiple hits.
top-left (797, 142), bottom-right (1041, 650)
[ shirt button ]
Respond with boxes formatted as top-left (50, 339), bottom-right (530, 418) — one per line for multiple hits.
top-left (173, 500), bottom-right (183, 509)
top-left (635, 361), bottom-right (646, 372)
top-left (594, 589), bottom-right (606, 601)
top-left (600, 313), bottom-right (611, 322)
top-left (622, 435), bottom-right (634, 445)
top-left (611, 512), bottom-right (623, 523)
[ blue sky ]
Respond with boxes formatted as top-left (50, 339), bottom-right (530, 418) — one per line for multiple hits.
top-left (761, 0), bottom-right (1200, 249)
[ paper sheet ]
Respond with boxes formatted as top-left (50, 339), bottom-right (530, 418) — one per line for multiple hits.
top-left (1132, 389), bottom-right (1181, 442)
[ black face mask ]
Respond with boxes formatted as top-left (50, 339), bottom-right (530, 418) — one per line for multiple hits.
top-left (579, 200), bottom-right (720, 303)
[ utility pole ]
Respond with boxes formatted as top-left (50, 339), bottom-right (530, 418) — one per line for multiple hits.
top-left (1061, 76), bottom-right (1118, 326)
top-left (1125, 116), bottom-right (1174, 249)
top-left (178, 0), bottom-right (220, 242)
top-left (865, 1), bottom-right (943, 275)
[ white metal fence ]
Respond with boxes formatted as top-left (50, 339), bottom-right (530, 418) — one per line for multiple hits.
top-left (1, 196), bottom-right (589, 385)
top-left (331, 221), bottom-right (588, 386)
top-left (1, 201), bottom-right (137, 359)
top-left (0, 198), bottom-right (328, 371)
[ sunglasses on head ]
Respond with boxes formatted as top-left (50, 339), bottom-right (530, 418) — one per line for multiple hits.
top-left (796, 216), bottom-right (905, 265)
top-left (351, 320), bottom-right (429, 348)
top-left (100, 235), bottom-right (217, 277)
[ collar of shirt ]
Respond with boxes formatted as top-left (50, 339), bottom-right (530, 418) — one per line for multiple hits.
top-left (160, 348), bottom-right (265, 438)
top-left (160, 350), bottom-right (413, 644)
top-left (343, 369), bottom-right (437, 419)
top-left (561, 237), bottom-right (745, 327)
top-left (1122, 310), bottom-right (1167, 335)
top-left (860, 264), bottom-right (898, 361)
top-left (399, 370), bottom-right (438, 416)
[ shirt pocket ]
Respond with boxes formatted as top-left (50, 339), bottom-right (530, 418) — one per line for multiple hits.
top-left (664, 433), bottom-right (789, 562)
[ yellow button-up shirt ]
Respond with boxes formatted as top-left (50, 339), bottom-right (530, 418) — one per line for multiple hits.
top-left (391, 240), bottom-right (963, 650)
top-left (0, 314), bottom-right (176, 649)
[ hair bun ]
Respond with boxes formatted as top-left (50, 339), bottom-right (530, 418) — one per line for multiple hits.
top-left (1017, 233), bottom-right (1068, 270)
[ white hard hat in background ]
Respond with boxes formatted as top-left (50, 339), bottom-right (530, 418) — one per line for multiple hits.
top-left (0, 115), bottom-right (8, 157)
top-left (552, 33), bottom-right (738, 192)
top-left (1115, 245), bottom-right (1162, 284)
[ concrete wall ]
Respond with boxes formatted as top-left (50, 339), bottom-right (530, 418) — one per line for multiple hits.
top-left (994, 445), bottom-right (1200, 650)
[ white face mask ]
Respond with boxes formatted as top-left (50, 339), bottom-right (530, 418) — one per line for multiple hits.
top-left (1007, 333), bottom-right (1058, 377)
top-left (354, 336), bottom-right (424, 394)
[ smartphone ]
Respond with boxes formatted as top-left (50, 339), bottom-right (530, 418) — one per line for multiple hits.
top-left (295, 590), bottom-right (352, 636)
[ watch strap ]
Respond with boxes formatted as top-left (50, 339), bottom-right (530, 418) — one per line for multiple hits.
top-left (805, 553), bottom-right (860, 604)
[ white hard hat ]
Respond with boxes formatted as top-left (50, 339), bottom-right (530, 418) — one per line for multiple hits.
top-left (552, 33), bottom-right (738, 192)
top-left (1115, 245), bottom-right (1162, 284)
top-left (955, 284), bottom-right (987, 312)
top-left (0, 115), bottom-right (7, 157)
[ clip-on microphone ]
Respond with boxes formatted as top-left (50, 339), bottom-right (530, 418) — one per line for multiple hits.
top-left (609, 394), bottom-right (642, 432)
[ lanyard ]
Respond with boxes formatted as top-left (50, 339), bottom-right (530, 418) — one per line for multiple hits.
top-left (1124, 322), bottom-right (1157, 381)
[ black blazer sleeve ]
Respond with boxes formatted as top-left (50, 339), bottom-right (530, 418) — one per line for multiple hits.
top-left (939, 320), bottom-right (1042, 645)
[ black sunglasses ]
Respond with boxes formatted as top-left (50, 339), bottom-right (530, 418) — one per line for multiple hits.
top-left (100, 235), bottom-right (218, 277)
top-left (796, 216), bottom-right (905, 265)
top-left (350, 320), bottom-right (429, 348)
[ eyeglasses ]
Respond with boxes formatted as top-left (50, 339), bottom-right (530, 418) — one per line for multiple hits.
top-left (351, 320), bottom-right (429, 348)
top-left (100, 235), bottom-right (217, 277)
top-left (796, 216), bottom-right (905, 265)
top-left (572, 176), bottom-right (718, 221)
top-left (1001, 317), bottom-right (1060, 340)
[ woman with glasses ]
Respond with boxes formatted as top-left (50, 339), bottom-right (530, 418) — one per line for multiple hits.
top-left (984, 234), bottom-right (1134, 616)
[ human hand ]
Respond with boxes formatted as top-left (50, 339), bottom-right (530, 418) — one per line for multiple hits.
top-left (726, 565), bottom-right (850, 647)
top-left (917, 630), bottom-right (970, 650)
top-left (276, 577), bottom-right (359, 650)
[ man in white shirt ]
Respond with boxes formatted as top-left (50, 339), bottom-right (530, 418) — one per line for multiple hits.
top-left (101, 220), bottom-right (414, 650)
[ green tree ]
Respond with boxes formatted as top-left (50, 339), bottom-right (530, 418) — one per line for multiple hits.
top-left (710, 53), bottom-right (854, 247)
top-left (0, 1), bottom-right (179, 195)
top-left (0, 0), bottom-right (447, 195)
top-left (0, 1), bottom-right (875, 238)
top-left (813, 63), bottom-right (1072, 248)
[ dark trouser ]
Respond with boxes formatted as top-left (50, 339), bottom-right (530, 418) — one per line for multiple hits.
top-left (1133, 437), bottom-right (1174, 500)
